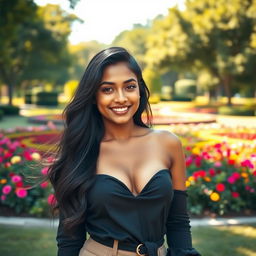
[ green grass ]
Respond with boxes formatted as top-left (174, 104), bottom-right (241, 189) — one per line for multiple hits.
top-left (0, 224), bottom-right (256, 256)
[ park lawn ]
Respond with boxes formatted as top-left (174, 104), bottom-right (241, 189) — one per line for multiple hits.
top-left (0, 224), bottom-right (256, 256)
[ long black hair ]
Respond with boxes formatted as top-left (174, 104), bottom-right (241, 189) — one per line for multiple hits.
top-left (47, 47), bottom-right (152, 233)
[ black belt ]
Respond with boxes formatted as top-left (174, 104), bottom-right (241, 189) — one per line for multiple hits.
top-left (91, 235), bottom-right (164, 256)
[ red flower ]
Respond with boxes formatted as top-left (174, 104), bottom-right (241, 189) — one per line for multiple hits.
top-left (231, 192), bottom-right (240, 198)
top-left (16, 181), bottom-right (24, 187)
top-left (193, 170), bottom-right (207, 179)
top-left (216, 183), bottom-right (225, 192)
top-left (228, 159), bottom-right (235, 165)
top-left (208, 168), bottom-right (216, 177)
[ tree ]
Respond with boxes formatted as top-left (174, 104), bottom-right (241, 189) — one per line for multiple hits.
top-left (146, 0), bottom-right (256, 105)
top-left (112, 23), bottom-right (151, 69)
top-left (68, 41), bottom-right (106, 80)
top-left (0, 1), bottom-right (79, 105)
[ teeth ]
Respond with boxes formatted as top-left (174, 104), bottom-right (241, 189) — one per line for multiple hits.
top-left (112, 107), bottom-right (128, 112)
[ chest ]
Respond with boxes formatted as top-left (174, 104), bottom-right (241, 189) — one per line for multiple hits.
top-left (95, 135), bottom-right (171, 196)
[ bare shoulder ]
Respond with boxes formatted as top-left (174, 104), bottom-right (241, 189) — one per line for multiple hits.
top-left (152, 129), bottom-right (182, 147)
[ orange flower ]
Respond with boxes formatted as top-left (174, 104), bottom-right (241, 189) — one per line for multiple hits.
top-left (210, 192), bottom-right (220, 201)
top-left (241, 172), bottom-right (248, 178)
top-left (204, 177), bottom-right (211, 182)
top-left (0, 179), bottom-right (7, 184)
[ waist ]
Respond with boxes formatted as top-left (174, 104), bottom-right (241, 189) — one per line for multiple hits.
top-left (90, 234), bottom-right (165, 254)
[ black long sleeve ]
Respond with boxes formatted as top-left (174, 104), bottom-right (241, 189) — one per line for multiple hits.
top-left (56, 212), bottom-right (87, 256)
top-left (166, 190), bottom-right (201, 256)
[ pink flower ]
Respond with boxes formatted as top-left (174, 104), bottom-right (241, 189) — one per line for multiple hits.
top-left (23, 151), bottom-right (33, 160)
top-left (214, 162), bottom-right (222, 167)
top-left (216, 183), bottom-right (225, 192)
top-left (40, 181), bottom-right (48, 188)
top-left (2, 185), bottom-right (12, 195)
top-left (47, 194), bottom-right (57, 205)
top-left (241, 159), bottom-right (254, 169)
top-left (227, 176), bottom-right (236, 184)
top-left (11, 175), bottom-right (22, 183)
top-left (16, 188), bottom-right (28, 198)
top-left (231, 192), bottom-right (240, 198)
top-left (232, 172), bottom-right (240, 180)
top-left (1, 195), bottom-right (6, 201)
top-left (41, 167), bottom-right (49, 176)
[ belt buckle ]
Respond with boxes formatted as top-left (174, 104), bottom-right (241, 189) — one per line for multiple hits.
top-left (136, 243), bottom-right (144, 255)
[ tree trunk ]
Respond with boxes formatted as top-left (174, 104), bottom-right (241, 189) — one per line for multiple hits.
top-left (208, 87), bottom-right (217, 104)
top-left (221, 74), bottom-right (232, 106)
top-left (0, 64), bottom-right (14, 106)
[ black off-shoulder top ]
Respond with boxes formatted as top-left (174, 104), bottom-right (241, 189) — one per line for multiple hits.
top-left (56, 169), bottom-right (201, 256)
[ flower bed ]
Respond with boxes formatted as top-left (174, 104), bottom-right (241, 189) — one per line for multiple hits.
top-left (0, 133), bottom-right (55, 216)
top-left (1, 123), bottom-right (256, 217)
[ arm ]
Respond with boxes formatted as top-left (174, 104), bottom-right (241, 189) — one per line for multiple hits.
top-left (163, 132), bottom-right (201, 255)
top-left (56, 211), bottom-right (87, 256)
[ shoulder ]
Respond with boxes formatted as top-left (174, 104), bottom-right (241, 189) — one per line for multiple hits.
top-left (151, 129), bottom-right (182, 148)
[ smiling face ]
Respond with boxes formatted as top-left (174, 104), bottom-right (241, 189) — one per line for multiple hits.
top-left (96, 62), bottom-right (140, 125)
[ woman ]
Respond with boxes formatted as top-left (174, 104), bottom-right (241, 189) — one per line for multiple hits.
top-left (48, 47), bottom-right (201, 256)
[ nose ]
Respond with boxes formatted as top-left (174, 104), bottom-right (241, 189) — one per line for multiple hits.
top-left (114, 89), bottom-right (128, 103)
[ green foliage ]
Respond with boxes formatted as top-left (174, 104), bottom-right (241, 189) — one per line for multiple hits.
top-left (35, 92), bottom-right (59, 106)
top-left (143, 67), bottom-right (162, 94)
top-left (68, 41), bottom-right (106, 80)
top-left (218, 106), bottom-right (255, 116)
top-left (0, 110), bottom-right (3, 120)
top-left (174, 79), bottom-right (197, 99)
top-left (0, 1), bottom-right (79, 105)
top-left (112, 25), bottom-right (150, 69)
top-left (0, 105), bottom-right (20, 115)
top-left (146, 0), bottom-right (256, 105)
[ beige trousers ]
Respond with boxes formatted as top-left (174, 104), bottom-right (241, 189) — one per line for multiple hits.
top-left (79, 237), bottom-right (167, 256)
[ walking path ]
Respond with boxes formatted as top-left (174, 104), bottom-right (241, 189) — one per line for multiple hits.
top-left (0, 216), bottom-right (256, 228)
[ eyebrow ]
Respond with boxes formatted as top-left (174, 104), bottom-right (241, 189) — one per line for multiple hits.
top-left (99, 78), bottom-right (137, 86)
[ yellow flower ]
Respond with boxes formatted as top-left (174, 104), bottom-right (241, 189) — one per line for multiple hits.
top-left (204, 177), bottom-right (211, 182)
top-left (241, 172), bottom-right (248, 178)
top-left (0, 179), bottom-right (7, 184)
top-left (10, 155), bottom-right (21, 164)
top-left (31, 152), bottom-right (41, 161)
top-left (229, 154), bottom-right (238, 160)
top-left (186, 180), bottom-right (191, 187)
top-left (188, 176), bottom-right (195, 182)
top-left (210, 192), bottom-right (220, 202)
top-left (192, 147), bottom-right (200, 155)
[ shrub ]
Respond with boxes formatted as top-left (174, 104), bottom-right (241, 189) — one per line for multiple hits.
top-left (0, 105), bottom-right (20, 115)
top-left (35, 92), bottom-right (58, 106)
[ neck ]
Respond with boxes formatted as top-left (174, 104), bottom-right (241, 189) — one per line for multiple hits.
top-left (102, 119), bottom-right (136, 142)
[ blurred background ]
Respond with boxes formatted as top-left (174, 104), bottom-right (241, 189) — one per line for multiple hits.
top-left (0, 0), bottom-right (256, 255)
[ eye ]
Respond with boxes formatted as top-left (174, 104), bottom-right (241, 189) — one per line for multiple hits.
top-left (126, 84), bottom-right (137, 90)
top-left (101, 87), bottom-right (113, 93)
